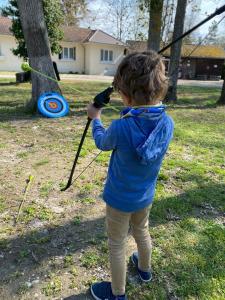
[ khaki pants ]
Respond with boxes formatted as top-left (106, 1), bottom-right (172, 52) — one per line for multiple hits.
top-left (106, 204), bottom-right (152, 296)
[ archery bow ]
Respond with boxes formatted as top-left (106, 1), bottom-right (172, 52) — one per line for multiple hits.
top-left (61, 4), bottom-right (225, 191)
top-left (66, 13), bottom-right (225, 189)
top-left (21, 4), bottom-right (225, 191)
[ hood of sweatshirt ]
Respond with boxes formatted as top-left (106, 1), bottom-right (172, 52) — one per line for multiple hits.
top-left (134, 110), bottom-right (174, 165)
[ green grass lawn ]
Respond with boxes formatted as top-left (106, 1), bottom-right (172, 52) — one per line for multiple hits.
top-left (0, 78), bottom-right (224, 299)
top-left (0, 71), bottom-right (16, 76)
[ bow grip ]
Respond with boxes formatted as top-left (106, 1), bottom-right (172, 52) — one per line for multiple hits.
top-left (93, 86), bottom-right (114, 108)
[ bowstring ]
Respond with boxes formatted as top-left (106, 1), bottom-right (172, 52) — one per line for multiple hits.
top-left (72, 14), bottom-right (225, 183)
top-left (32, 14), bottom-right (225, 187)
top-left (70, 150), bottom-right (103, 186)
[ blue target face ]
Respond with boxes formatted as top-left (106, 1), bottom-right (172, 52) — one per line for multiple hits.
top-left (38, 92), bottom-right (69, 118)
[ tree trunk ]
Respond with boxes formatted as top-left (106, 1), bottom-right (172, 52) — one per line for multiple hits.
top-left (17, 0), bottom-right (61, 113)
top-left (147, 0), bottom-right (163, 52)
top-left (165, 0), bottom-right (187, 102)
top-left (217, 79), bottom-right (225, 105)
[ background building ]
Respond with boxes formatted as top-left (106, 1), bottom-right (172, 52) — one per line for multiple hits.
top-left (127, 40), bottom-right (225, 80)
top-left (0, 17), bottom-right (126, 75)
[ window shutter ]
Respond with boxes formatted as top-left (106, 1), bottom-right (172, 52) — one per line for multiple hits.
top-left (109, 51), bottom-right (113, 61)
top-left (104, 50), bottom-right (108, 61)
top-left (69, 48), bottom-right (73, 59)
top-left (64, 48), bottom-right (69, 59)
top-left (59, 52), bottom-right (62, 60)
top-left (100, 49), bottom-right (104, 61)
top-left (74, 47), bottom-right (76, 60)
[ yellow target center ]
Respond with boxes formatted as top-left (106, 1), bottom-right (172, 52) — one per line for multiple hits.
top-left (49, 102), bottom-right (58, 109)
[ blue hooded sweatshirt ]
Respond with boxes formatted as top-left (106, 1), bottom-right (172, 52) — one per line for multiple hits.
top-left (92, 107), bottom-right (174, 212)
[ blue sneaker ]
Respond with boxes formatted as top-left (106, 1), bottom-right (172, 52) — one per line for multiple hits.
top-left (131, 252), bottom-right (152, 282)
top-left (90, 281), bottom-right (127, 300)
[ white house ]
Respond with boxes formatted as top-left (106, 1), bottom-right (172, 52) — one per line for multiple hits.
top-left (0, 17), bottom-right (126, 75)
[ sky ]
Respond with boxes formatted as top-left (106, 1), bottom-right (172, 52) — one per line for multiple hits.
top-left (0, 0), bottom-right (7, 6)
top-left (80, 0), bottom-right (225, 41)
top-left (197, 0), bottom-right (225, 35)
top-left (0, 0), bottom-right (224, 38)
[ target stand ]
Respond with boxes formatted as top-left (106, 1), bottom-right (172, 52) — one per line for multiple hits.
top-left (38, 92), bottom-right (69, 118)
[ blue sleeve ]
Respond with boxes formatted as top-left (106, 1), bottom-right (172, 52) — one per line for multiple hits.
top-left (92, 119), bottom-right (118, 151)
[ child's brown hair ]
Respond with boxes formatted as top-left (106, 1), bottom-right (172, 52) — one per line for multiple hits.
top-left (113, 50), bottom-right (168, 105)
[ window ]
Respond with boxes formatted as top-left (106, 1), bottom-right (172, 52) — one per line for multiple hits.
top-left (59, 47), bottom-right (76, 60)
top-left (100, 49), bottom-right (113, 62)
top-left (109, 50), bottom-right (113, 61)
top-left (64, 48), bottom-right (68, 59)
top-left (69, 48), bottom-right (74, 59)
top-left (104, 50), bottom-right (108, 61)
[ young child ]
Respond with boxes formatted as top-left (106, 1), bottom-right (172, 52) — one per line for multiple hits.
top-left (87, 50), bottom-right (174, 300)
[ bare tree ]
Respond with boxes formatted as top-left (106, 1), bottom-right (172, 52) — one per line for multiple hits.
top-left (83, 0), bottom-right (148, 42)
top-left (218, 81), bottom-right (225, 105)
top-left (128, 1), bottom-right (149, 41)
top-left (61, 0), bottom-right (87, 26)
top-left (183, 0), bottom-right (201, 44)
top-left (203, 20), bottom-right (219, 44)
top-left (218, 64), bottom-right (225, 105)
top-left (104, 0), bottom-right (135, 41)
top-left (161, 0), bottom-right (176, 45)
top-left (166, 0), bottom-right (188, 102)
top-left (17, 0), bottom-right (61, 113)
top-left (147, 0), bottom-right (164, 51)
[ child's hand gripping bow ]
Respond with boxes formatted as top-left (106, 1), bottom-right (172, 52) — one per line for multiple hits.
top-left (87, 86), bottom-right (113, 120)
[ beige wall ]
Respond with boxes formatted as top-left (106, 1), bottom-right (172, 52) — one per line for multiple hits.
top-left (0, 35), bottom-right (125, 75)
top-left (84, 43), bottom-right (125, 75)
top-left (0, 35), bottom-right (23, 71)
top-left (52, 42), bottom-right (84, 74)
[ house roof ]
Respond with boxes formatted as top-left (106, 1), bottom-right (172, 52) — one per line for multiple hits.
top-left (127, 40), bottom-right (225, 59)
top-left (0, 17), bottom-right (125, 46)
top-left (88, 30), bottom-right (125, 46)
top-left (0, 17), bottom-right (12, 35)
top-left (62, 26), bottom-right (95, 42)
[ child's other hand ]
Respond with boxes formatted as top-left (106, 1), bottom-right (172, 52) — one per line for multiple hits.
top-left (87, 103), bottom-right (102, 120)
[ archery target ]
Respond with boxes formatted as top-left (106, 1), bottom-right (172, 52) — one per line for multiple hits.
top-left (38, 92), bottom-right (69, 118)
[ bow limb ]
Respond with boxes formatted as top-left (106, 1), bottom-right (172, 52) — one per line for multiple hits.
top-left (61, 117), bottom-right (92, 191)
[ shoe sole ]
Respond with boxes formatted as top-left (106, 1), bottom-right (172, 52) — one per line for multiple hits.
top-left (90, 285), bottom-right (102, 300)
top-left (131, 255), bottom-right (152, 283)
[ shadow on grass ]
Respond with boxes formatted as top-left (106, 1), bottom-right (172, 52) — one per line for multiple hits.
top-left (0, 82), bottom-right (222, 122)
top-left (64, 293), bottom-right (92, 300)
top-left (0, 94), bottom-right (123, 122)
top-left (151, 182), bottom-right (225, 226)
top-left (0, 182), bottom-right (224, 298)
top-left (0, 108), bottom-right (36, 122)
top-left (0, 215), bottom-right (106, 298)
top-left (0, 82), bottom-right (18, 86)
top-left (167, 103), bottom-right (218, 110)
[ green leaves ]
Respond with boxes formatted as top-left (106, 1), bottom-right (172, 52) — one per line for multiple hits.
top-left (3, 0), bottom-right (64, 59)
